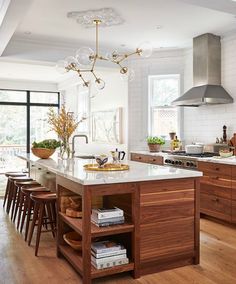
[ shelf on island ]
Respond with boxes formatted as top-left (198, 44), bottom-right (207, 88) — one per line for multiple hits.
top-left (59, 245), bottom-right (134, 279)
top-left (59, 212), bottom-right (134, 237)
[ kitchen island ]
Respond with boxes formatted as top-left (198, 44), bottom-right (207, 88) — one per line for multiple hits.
top-left (19, 154), bottom-right (202, 284)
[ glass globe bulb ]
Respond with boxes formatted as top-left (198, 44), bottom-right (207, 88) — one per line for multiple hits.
top-left (76, 47), bottom-right (95, 66)
top-left (65, 56), bottom-right (80, 69)
top-left (95, 78), bottom-right (105, 90)
top-left (137, 41), bottom-right (153, 58)
top-left (120, 68), bottom-right (135, 82)
top-left (55, 60), bottom-right (67, 74)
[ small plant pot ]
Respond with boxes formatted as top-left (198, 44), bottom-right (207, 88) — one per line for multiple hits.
top-left (148, 143), bottom-right (161, 152)
top-left (169, 132), bottom-right (176, 140)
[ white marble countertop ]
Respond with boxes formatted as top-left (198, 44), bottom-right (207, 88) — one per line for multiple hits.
top-left (130, 150), bottom-right (236, 166)
top-left (18, 153), bottom-right (202, 186)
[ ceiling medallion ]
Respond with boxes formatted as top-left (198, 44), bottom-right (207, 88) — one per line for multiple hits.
top-left (56, 20), bottom-right (152, 90)
top-left (67, 7), bottom-right (124, 28)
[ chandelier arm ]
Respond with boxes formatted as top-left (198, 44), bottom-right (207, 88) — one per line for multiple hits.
top-left (116, 50), bottom-right (140, 64)
top-left (91, 70), bottom-right (99, 80)
top-left (91, 56), bottom-right (97, 71)
top-left (77, 71), bottom-right (89, 87)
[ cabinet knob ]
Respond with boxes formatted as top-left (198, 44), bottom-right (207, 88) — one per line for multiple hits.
top-left (215, 167), bottom-right (220, 171)
top-left (212, 198), bottom-right (219, 202)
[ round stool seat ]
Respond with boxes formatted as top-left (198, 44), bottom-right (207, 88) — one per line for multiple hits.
top-left (21, 186), bottom-right (50, 195)
top-left (5, 172), bottom-right (26, 178)
top-left (9, 176), bottom-right (32, 182)
top-left (31, 192), bottom-right (57, 202)
top-left (14, 180), bottom-right (40, 187)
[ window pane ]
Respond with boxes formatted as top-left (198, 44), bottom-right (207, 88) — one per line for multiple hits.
top-left (152, 108), bottom-right (178, 137)
top-left (30, 106), bottom-right (58, 145)
top-left (0, 105), bottom-right (26, 172)
top-left (152, 77), bottom-right (179, 106)
top-left (30, 92), bottom-right (58, 104)
top-left (78, 87), bottom-right (89, 133)
top-left (0, 90), bottom-right (26, 102)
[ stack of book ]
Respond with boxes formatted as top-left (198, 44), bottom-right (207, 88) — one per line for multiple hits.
top-left (91, 207), bottom-right (124, 227)
top-left (91, 240), bottom-right (129, 269)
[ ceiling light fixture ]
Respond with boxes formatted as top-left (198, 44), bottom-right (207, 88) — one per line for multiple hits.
top-left (56, 19), bottom-right (152, 89)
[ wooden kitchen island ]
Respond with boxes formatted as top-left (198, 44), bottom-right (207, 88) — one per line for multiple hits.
top-left (19, 154), bottom-right (202, 284)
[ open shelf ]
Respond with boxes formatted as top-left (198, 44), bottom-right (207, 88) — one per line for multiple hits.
top-left (60, 212), bottom-right (134, 237)
top-left (59, 245), bottom-right (134, 280)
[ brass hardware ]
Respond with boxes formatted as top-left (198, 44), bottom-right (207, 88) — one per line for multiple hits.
top-left (84, 163), bottom-right (129, 171)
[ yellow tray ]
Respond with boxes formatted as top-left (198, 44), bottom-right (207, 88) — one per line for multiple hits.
top-left (84, 163), bottom-right (129, 171)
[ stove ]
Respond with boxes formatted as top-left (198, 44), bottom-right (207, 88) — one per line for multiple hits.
top-left (163, 151), bottom-right (218, 170)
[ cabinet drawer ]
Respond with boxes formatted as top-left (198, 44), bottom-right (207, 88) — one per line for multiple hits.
top-left (198, 161), bottom-right (231, 178)
top-left (200, 176), bottom-right (231, 199)
top-left (131, 153), bottom-right (163, 165)
top-left (200, 193), bottom-right (231, 222)
top-left (232, 166), bottom-right (236, 200)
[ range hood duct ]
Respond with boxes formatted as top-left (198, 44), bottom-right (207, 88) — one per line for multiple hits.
top-left (172, 33), bottom-right (233, 107)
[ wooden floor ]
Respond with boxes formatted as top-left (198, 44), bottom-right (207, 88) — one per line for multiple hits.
top-left (1, 198), bottom-right (236, 284)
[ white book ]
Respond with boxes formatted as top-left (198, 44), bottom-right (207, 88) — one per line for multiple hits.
top-left (92, 207), bottom-right (123, 219)
top-left (91, 215), bottom-right (125, 224)
top-left (91, 257), bottom-right (129, 270)
top-left (91, 219), bottom-right (125, 227)
top-left (91, 253), bottom-right (127, 264)
top-left (91, 248), bottom-right (127, 259)
top-left (91, 240), bottom-right (123, 254)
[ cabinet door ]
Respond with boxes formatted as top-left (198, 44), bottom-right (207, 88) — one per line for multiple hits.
top-left (232, 166), bottom-right (236, 201)
top-left (200, 193), bottom-right (231, 222)
top-left (140, 179), bottom-right (196, 263)
top-left (131, 153), bottom-right (163, 165)
top-left (198, 161), bottom-right (232, 178)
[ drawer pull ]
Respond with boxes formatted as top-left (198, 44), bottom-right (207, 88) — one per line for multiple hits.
top-left (152, 159), bottom-right (156, 162)
top-left (212, 198), bottom-right (219, 202)
top-left (215, 167), bottom-right (220, 171)
top-left (138, 157), bottom-right (142, 159)
top-left (38, 168), bottom-right (42, 170)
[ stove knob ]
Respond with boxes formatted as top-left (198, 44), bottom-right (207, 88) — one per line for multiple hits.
top-left (190, 162), bottom-right (194, 167)
top-left (171, 161), bottom-right (175, 165)
top-left (179, 161), bottom-right (182, 165)
top-left (186, 162), bottom-right (190, 166)
top-left (165, 159), bottom-right (170, 163)
top-left (175, 161), bottom-right (179, 165)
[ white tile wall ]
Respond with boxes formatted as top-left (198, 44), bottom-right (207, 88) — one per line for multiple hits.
top-left (184, 34), bottom-right (236, 144)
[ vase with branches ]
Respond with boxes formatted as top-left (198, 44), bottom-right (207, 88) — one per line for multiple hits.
top-left (48, 104), bottom-right (85, 159)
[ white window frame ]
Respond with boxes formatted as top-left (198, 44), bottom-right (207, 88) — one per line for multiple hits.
top-left (148, 74), bottom-right (182, 140)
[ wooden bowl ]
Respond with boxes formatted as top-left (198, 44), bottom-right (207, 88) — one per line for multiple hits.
top-left (31, 148), bottom-right (55, 159)
top-left (63, 231), bottom-right (82, 251)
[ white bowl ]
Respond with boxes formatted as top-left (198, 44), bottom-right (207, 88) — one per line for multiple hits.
top-left (219, 151), bottom-right (234, 158)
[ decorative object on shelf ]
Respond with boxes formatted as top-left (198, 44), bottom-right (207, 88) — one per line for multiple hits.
top-left (84, 163), bottom-right (129, 171)
top-left (91, 207), bottom-right (125, 227)
top-left (95, 154), bottom-right (108, 168)
top-left (48, 104), bottom-right (86, 159)
top-left (31, 139), bottom-right (60, 159)
top-left (110, 148), bottom-right (126, 164)
top-left (56, 15), bottom-right (152, 89)
top-left (146, 136), bottom-right (165, 152)
top-left (65, 208), bottom-right (82, 218)
top-left (219, 149), bottom-right (234, 158)
top-left (169, 132), bottom-right (176, 140)
top-left (63, 231), bottom-right (82, 251)
top-left (92, 108), bottom-right (122, 143)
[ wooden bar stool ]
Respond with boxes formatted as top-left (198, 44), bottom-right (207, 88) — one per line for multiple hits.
top-left (13, 180), bottom-right (41, 223)
top-left (3, 172), bottom-right (26, 208)
top-left (20, 187), bottom-right (50, 242)
top-left (8, 176), bottom-right (33, 218)
top-left (28, 192), bottom-right (57, 256)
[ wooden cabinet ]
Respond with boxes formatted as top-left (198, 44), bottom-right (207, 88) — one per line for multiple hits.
top-left (198, 161), bottom-right (235, 223)
top-left (131, 153), bottom-right (163, 165)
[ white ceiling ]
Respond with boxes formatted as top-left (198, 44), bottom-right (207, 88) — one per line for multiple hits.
top-left (1, 0), bottom-right (236, 82)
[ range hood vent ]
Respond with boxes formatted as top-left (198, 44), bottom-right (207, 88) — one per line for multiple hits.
top-left (172, 33), bottom-right (233, 107)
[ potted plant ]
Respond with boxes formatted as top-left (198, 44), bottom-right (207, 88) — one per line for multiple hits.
top-left (146, 136), bottom-right (165, 152)
top-left (31, 139), bottom-right (61, 159)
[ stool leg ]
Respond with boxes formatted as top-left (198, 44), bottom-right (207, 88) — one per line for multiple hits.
top-left (13, 187), bottom-right (21, 222)
top-left (10, 186), bottom-right (18, 220)
top-left (3, 179), bottom-right (10, 208)
top-left (25, 198), bottom-right (33, 241)
top-left (17, 192), bottom-right (24, 230)
top-left (6, 181), bottom-right (13, 214)
top-left (28, 202), bottom-right (39, 247)
top-left (35, 203), bottom-right (45, 256)
top-left (20, 194), bottom-right (29, 233)
top-left (46, 203), bottom-right (55, 238)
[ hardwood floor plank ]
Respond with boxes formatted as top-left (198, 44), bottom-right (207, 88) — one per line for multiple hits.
top-left (1, 199), bottom-right (236, 284)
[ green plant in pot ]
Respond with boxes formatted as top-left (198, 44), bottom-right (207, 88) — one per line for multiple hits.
top-left (146, 136), bottom-right (165, 152)
top-left (31, 139), bottom-right (61, 159)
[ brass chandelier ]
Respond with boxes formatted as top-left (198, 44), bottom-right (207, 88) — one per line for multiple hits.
top-left (56, 19), bottom-right (152, 90)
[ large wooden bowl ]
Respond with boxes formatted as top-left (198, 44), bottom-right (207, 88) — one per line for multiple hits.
top-left (31, 148), bottom-right (55, 159)
top-left (63, 231), bottom-right (82, 251)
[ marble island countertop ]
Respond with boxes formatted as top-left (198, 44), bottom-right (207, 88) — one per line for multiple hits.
top-left (18, 153), bottom-right (202, 185)
top-left (130, 150), bottom-right (236, 166)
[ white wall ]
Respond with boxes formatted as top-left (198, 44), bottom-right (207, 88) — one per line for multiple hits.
top-left (58, 69), bottom-right (128, 155)
top-left (128, 49), bottom-right (185, 151)
top-left (184, 33), bottom-right (236, 144)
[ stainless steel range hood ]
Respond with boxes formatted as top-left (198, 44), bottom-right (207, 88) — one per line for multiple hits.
top-left (172, 33), bottom-right (233, 107)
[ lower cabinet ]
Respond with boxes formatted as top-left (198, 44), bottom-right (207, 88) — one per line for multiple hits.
top-left (198, 161), bottom-right (235, 224)
top-left (131, 153), bottom-right (163, 165)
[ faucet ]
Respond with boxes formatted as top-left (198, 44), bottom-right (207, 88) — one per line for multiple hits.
top-left (72, 134), bottom-right (88, 157)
